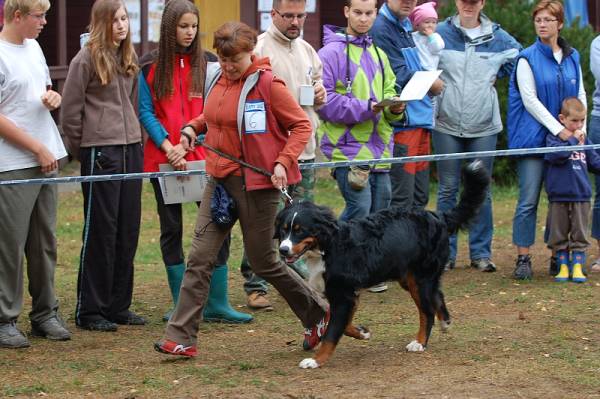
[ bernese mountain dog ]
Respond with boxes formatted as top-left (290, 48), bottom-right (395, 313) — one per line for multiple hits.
top-left (274, 160), bottom-right (490, 368)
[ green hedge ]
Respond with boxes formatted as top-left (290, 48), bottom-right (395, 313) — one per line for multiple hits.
top-left (437, 1), bottom-right (597, 185)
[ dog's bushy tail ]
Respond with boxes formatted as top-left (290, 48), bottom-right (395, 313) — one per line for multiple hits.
top-left (441, 160), bottom-right (490, 235)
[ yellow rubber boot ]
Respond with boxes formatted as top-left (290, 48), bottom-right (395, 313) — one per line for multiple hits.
top-left (554, 251), bottom-right (570, 282)
top-left (571, 251), bottom-right (587, 283)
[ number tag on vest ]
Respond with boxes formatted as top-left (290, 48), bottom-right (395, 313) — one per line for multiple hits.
top-left (244, 101), bottom-right (266, 134)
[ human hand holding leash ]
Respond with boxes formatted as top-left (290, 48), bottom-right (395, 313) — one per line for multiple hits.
top-left (180, 126), bottom-right (197, 151)
top-left (271, 163), bottom-right (287, 190)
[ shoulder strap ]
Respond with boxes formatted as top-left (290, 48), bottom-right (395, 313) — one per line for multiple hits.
top-left (255, 69), bottom-right (274, 103)
top-left (204, 62), bottom-right (222, 98)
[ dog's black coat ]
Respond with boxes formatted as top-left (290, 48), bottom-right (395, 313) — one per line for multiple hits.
top-left (274, 161), bottom-right (490, 366)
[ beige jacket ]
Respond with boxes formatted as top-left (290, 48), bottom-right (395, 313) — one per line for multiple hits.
top-left (255, 24), bottom-right (322, 160)
top-left (60, 47), bottom-right (141, 160)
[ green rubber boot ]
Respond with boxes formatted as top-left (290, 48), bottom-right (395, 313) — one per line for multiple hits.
top-left (203, 265), bottom-right (253, 324)
top-left (163, 263), bottom-right (185, 322)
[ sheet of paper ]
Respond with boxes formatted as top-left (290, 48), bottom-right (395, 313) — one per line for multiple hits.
top-left (158, 161), bottom-right (208, 205)
top-left (399, 70), bottom-right (442, 102)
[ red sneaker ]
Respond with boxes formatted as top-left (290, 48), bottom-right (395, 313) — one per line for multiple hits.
top-left (303, 310), bottom-right (330, 351)
top-left (154, 339), bottom-right (197, 357)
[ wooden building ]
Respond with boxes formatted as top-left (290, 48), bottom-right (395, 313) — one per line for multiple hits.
top-left (4, 0), bottom-right (600, 89)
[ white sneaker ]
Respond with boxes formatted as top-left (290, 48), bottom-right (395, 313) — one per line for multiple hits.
top-left (367, 283), bottom-right (388, 293)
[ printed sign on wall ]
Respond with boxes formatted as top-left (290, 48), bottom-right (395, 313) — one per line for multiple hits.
top-left (124, 0), bottom-right (141, 43)
top-left (148, 0), bottom-right (164, 42)
top-left (0, 0), bottom-right (5, 28)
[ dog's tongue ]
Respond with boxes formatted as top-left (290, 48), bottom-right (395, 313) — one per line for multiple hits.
top-left (285, 256), bottom-right (297, 264)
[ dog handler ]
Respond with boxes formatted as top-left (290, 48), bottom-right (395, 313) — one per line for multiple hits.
top-left (154, 22), bottom-right (329, 357)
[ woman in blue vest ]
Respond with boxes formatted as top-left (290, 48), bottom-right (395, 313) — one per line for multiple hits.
top-left (507, 0), bottom-right (586, 280)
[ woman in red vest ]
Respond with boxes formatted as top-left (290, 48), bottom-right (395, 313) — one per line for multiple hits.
top-left (154, 21), bottom-right (329, 357)
top-left (138, 0), bottom-right (251, 324)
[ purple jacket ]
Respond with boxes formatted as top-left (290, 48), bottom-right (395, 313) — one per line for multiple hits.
top-left (316, 24), bottom-right (402, 169)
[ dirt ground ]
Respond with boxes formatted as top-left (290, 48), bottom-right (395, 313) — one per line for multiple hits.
top-left (1, 182), bottom-right (600, 398)
top-left (2, 243), bottom-right (600, 398)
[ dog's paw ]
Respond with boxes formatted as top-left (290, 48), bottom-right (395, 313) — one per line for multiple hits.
top-left (440, 320), bottom-right (451, 332)
top-left (299, 358), bottom-right (320, 369)
top-left (405, 340), bottom-right (425, 352)
top-left (358, 326), bottom-right (371, 340)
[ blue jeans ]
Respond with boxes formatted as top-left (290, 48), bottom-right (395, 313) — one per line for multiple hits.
top-left (432, 131), bottom-right (496, 261)
top-left (589, 114), bottom-right (600, 240)
top-left (512, 157), bottom-right (545, 248)
top-left (334, 168), bottom-right (391, 221)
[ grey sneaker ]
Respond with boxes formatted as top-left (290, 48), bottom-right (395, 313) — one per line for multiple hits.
top-left (31, 316), bottom-right (71, 341)
top-left (470, 258), bottom-right (497, 272)
top-left (444, 259), bottom-right (456, 271)
top-left (513, 255), bottom-right (533, 280)
top-left (0, 322), bottom-right (30, 348)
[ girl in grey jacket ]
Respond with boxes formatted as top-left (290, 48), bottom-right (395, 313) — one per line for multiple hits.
top-left (61, 0), bottom-right (144, 332)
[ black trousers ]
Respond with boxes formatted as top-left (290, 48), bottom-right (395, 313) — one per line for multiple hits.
top-left (76, 144), bottom-right (143, 325)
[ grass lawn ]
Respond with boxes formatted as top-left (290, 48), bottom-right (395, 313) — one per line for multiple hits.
top-left (1, 168), bottom-right (600, 398)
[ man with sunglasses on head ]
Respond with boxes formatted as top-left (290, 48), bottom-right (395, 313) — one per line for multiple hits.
top-left (239, 0), bottom-right (327, 311)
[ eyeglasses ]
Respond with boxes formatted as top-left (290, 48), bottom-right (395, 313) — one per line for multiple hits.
top-left (27, 12), bottom-right (47, 20)
top-left (273, 9), bottom-right (307, 22)
top-left (534, 18), bottom-right (558, 25)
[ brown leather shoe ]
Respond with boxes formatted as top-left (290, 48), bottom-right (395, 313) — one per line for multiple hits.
top-left (247, 291), bottom-right (273, 311)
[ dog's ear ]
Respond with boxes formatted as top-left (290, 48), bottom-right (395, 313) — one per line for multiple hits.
top-left (312, 205), bottom-right (339, 247)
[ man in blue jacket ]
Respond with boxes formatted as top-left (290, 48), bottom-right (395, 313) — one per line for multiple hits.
top-left (370, 0), bottom-right (444, 211)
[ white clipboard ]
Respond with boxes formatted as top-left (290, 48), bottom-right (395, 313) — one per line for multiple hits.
top-left (158, 160), bottom-right (208, 204)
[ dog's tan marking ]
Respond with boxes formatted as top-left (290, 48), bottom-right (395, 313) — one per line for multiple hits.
top-left (313, 341), bottom-right (336, 366)
top-left (406, 273), bottom-right (427, 346)
top-left (291, 237), bottom-right (316, 256)
top-left (343, 295), bottom-right (370, 340)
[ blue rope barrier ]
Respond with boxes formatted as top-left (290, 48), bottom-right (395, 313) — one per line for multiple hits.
top-left (2, 143), bottom-right (600, 186)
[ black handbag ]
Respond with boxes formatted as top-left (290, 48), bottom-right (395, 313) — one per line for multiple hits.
top-left (210, 183), bottom-right (237, 228)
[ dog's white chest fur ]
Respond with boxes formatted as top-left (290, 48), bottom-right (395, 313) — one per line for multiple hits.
top-left (304, 251), bottom-right (326, 295)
